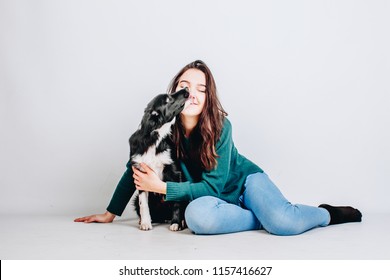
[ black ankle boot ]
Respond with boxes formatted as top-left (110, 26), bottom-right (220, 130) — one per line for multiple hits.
top-left (319, 204), bottom-right (362, 225)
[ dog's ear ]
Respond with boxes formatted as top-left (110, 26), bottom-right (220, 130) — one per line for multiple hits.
top-left (140, 108), bottom-right (162, 133)
top-left (150, 109), bottom-right (163, 127)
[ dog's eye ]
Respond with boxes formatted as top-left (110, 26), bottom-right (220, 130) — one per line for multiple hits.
top-left (151, 110), bottom-right (159, 116)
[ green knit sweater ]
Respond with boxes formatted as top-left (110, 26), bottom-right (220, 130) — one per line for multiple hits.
top-left (106, 118), bottom-right (263, 216)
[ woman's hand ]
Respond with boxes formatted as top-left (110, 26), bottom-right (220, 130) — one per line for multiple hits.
top-left (74, 211), bottom-right (115, 223)
top-left (132, 163), bottom-right (167, 194)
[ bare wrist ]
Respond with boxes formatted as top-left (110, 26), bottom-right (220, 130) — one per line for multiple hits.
top-left (105, 211), bottom-right (115, 222)
top-left (160, 182), bottom-right (167, 194)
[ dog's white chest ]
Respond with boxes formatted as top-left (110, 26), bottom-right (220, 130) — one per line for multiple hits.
top-left (131, 147), bottom-right (172, 179)
top-left (131, 118), bottom-right (176, 179)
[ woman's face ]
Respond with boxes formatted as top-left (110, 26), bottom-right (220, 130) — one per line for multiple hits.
top-left (175, 68), bottom-right (206, 118)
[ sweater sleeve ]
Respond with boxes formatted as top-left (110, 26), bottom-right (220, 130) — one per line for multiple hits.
top-left (106, 161), bottom-right (136, 216)
top-left (165, 119), bottom-right (233, 202)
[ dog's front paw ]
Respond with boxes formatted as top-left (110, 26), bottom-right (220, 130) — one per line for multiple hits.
top-left (169, 220), bottom-right (187, 231)
top-left (140, 221), bottom-right (153, 231)
top-left (169, 223), bottom-right (180, 231)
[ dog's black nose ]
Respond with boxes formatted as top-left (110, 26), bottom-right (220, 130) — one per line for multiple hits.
top-left (183, 87), bottom-right (189, 98)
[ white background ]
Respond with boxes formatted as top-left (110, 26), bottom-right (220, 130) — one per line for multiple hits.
top-left (1, 0), bottom-right (389, 216)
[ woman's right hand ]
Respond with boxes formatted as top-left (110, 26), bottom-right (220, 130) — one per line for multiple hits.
top-left (74, 211), bottom-right (115, 223)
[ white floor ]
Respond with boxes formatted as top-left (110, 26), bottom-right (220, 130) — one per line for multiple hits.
top-left (1, 211), bottom-right (389, 260)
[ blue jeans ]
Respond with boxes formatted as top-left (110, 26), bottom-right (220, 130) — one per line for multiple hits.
top-left (184, 172), bottom-right (330, 235)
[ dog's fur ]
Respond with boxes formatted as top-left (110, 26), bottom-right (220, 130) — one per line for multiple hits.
top-left (130, 88), bottom-right (189, 231)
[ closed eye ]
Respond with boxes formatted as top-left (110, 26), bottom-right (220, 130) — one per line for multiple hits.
top-left (178, 81), bottom-right (189, 88)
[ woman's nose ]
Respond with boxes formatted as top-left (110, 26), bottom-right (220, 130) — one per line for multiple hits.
top-left (188, 88), bottom-right (196, 98)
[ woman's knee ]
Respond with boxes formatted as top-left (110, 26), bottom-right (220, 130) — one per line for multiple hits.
top-left (245, 172), bottom-right (274, 192)
top-left (243, 172), bottom-right (279, 207)
top-left (185, 196), bottom-right (222, 235)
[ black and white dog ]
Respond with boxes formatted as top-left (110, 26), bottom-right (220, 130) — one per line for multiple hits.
top-left (130, 88), bottom-right (189, 231)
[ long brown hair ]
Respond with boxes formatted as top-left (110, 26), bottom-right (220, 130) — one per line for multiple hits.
top-left (167, 60), bottom-right (228, 171)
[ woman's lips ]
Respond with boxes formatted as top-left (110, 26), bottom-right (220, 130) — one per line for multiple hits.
top-left (184, 99), bottom-right (199, 110)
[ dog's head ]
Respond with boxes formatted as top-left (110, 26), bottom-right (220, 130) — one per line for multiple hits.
top-left (140, 88), bottom-right (189, 132)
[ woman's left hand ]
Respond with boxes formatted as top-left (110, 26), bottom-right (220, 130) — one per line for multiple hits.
top-left (132, 163), bottom-right (167, 194)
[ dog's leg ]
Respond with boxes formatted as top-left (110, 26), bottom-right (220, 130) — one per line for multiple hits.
top-left (139, 191), bottom-right (153, 230)
top-left (179, 202), bottom-right (188, 230)
top-left (169, 202), bottom-right (183, 231)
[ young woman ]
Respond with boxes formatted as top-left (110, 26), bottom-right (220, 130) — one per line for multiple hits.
top-left (75, 60), bottom-right (362, 235)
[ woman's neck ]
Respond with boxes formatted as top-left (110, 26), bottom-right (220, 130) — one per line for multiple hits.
top-left (181, 115), bottom-right (199, 138)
